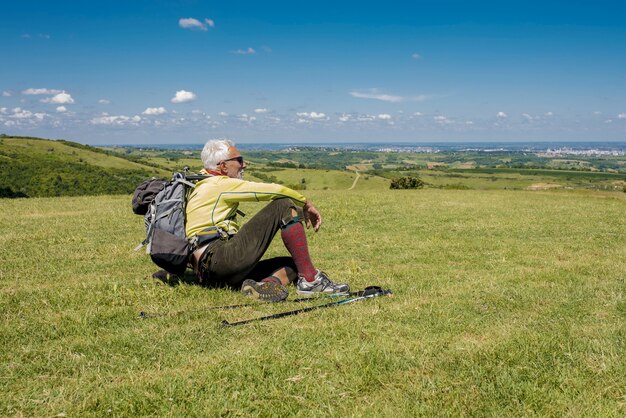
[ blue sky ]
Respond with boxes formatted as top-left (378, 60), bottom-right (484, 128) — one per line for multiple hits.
top-left (1, 0), bottom-right (625, 144)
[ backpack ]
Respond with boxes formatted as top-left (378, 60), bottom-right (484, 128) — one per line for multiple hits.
top-left (133, 171), bottom-right (208, 276)
top-left (132, 178), bottom-right (167, 215)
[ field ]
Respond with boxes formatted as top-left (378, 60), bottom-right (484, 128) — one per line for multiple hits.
top-left (1, 186), bottom-right (625, 416)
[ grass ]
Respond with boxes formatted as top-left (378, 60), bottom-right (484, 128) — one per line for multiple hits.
top-left (246, 167), bottom-right (389, 191)
top-left (1, 188), bottom-right (625, 416)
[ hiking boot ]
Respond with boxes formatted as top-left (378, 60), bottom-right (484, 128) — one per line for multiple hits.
top-left (241, 279), bottom-right (289, 302)
top-left (296, 270), bottom-right (350, 295)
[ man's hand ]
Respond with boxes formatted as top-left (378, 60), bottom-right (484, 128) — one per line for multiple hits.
top-left (303, 200), bottom-right (322, 232)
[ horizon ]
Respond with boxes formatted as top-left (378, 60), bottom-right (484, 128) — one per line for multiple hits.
top-left (98, 140), bottom-right (626, 151)
top-left (1, 0), bottom-right (625, 144)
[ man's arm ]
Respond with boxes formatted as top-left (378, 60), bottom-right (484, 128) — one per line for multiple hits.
top-left (220, 178), bottom-right (307, 206)
top-left (220, 177), bottom-right (323, 231)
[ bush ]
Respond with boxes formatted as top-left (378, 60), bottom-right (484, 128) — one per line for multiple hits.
top-left (390, 176), bottom-right (424, 189)
top-left (0, 186), bottom-right (28, 198)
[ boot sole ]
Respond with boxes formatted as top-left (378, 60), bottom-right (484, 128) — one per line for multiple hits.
top-left (241, 279), bottom-right (288, 302)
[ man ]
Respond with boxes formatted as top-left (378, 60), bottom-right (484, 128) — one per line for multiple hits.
top-left (185, 139), bottom-right (349, 302)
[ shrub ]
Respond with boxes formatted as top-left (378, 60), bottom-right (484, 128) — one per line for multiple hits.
top-left (390, 176), bottom-right (424, 189)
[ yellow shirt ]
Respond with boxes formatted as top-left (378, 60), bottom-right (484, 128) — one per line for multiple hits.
top-left (185, 175), bottom-right (307, 238)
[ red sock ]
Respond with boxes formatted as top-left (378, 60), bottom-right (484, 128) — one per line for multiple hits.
top-left (261, 276), bottom-right (282, 285)
top-left (281, 222), bottom-right (317, 282)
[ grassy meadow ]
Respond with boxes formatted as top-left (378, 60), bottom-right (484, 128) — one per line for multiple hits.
top-left (1, 186), bottom-right (625, 416)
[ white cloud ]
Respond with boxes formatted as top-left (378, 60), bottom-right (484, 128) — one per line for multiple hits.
top-left (51, 92), bottom-right (74, 104)
top-left (338, 114), bottom-right (351, 122)
top-left (41, 92), bottom-right (74, 104)
top-left (171, 90), bottom-right (197, 103)
top-left (254, 108), bottom-right (269, 113)
top-left (377, 114), bottom-right (392, 120)
top-left (0, 107), bottom-right (7, 114)
top-left (98, 99), bottom-right (110, 105)
top-left (545, 111), bottom-right (553, 116)
top-left (296, 112), bottom-right (327, 120)
top-left (350, 91), bottom-right (403, 103)
top-left (22, 88), bottom-right (62, 95)
top-left (237, 114), bottom-right (256, 122)
top-left (433, 115), bottom-right (452, 124)
top-left (9, 107), bottom-right (46, 121)
top-left (10, 107), bottom-right (30, 118)
top-left (2, 91), bottom-right (11, 97)
top-left (411, 53), bottom-right (422, 60)
top-left (91, 114), bottom-right (142, 125)
top-left (231, 47), bottom-right (256, 55)
top-left (350, 90), bottom-right (428, 103)
top-left (357, 114), bottom-right (376, 122)
top-left (413, 112), bottom-right (423, 116)
top-left (142, 106), bottom-right (167, 115)
top-left (618, 113), bottom-right (626, 119)
top-left (497, 111), bottom-right (508, 118)
top-left (218, 111), bottom-right (229, 117)
top-left (179, 17), bottom-right (214, 31)
top-left (56, 106), bottom-right (67, 113)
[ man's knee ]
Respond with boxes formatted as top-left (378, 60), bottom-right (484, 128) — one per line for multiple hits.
top-left (267, 198), bottom-right (303, 227)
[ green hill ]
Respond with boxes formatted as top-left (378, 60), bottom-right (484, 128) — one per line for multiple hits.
top-left (0, 136), bottom-right (170, 197)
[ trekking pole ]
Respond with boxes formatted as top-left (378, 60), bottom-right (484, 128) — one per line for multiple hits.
top-left (221, 287), bottom-right (392, 327)
top-left (139, 286), bottom-right (385, 319)
top-left (290, 286), bottom-right (383, 302)
top-left (139, 293), bottom-right (349, 318)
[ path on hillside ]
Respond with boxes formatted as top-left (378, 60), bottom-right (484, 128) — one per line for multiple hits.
top-left (348, 170), bottom-right (361, 190)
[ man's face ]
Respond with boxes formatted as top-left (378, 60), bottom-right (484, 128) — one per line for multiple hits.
top-left (219, 146), bottom-right (246, 179)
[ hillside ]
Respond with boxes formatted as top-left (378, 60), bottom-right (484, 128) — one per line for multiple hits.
top-left (0, 136), bottom-right (170, 197)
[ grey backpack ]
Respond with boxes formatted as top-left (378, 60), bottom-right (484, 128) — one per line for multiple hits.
top-left (134, 171), bottom-right (206, 275)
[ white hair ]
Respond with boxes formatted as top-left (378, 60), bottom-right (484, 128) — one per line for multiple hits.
top-left (201, 138), bottom-right (235, 170)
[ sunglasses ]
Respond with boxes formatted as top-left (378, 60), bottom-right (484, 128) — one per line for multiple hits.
top-left (221, 156), bottom-right (244, 165)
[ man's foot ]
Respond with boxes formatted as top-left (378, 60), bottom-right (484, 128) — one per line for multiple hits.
top-left (241, 279), bottom-right (289, 302)
top-left (296, 270), bottom-right (350, 295)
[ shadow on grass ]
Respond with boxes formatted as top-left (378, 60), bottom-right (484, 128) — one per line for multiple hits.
top-left (151, 269), bottom-right (225, 289)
